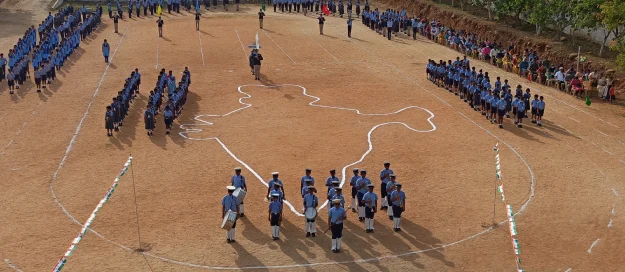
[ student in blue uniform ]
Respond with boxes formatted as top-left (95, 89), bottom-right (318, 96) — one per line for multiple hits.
top-left (231, 167), bottom-right (247, 216)
top-left (325, 169), bottom-right (339, 193)
top-left (379, 161), bottom-right (393, 211)
top-left (269, 193), bottom-right (283, 240)
top-left (102, 39), bottom-right (110, 63)
top-left (355, 169), bottom-right (370, 221)
top-left (144, 104), bottom-right (155, 136)
top-left (105, 105), bottom-right (115, 136)
top-left (362, 183), bottom-right (378, 233)
top-left (390, 183), bottom-right (406, 231)
top-left (267, 172), bottom-right (285, 200)
top-left (300, 168), bottom-right (314, 196)
top-left (530, 94), bottom-right (539, 124)
top-left (163, 105), bottom-right (173, 134)
top-left (0, 53), bottom-right (6, 82)
top-left (327, 180), bottom-right (340, 213)
top-left (328, 198), bottom-right (346, 253)
top-left (496, 95), bottom-right (507, 128)
top-left (303, 186), bottom-right (318, 237)
top-left (536, 96), bottom-right (545, 126)
top-left (349, 168), bottom-right (359, 212)
top-left (223, 186), bottom-right (239, 243)
top-left (517, 96), bottom-right (526, 128)
top-left (512, 95), bottom-right (520, 125)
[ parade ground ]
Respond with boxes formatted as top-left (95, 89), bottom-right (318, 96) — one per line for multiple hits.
top-left (1, 5), bottom-right (625, 272)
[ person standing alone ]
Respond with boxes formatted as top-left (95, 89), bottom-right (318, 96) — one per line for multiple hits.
top-left (318, 13), bottom-right (325, 35)
top-left (346, 16), bottom-right (353, 38)
top-left (156, 16), bottom-right (164, 37)
top-left (195, 11), bottom-right (201, 31)
top-left (102, 39), bottom-right (110, 63)
top-left (252, 49), bottom-right (263, 80)
top-left (258, 9), bottom-right (265, 29)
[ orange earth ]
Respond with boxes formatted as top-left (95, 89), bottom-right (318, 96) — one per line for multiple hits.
top-left (0, 4), bottom-right (624, 272)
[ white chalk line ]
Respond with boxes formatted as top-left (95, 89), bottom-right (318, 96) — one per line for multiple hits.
top-left (198, 31), bottom-right (206, 67)
top-left (49, 25), bottom-right (130, 230)
top-left (594, 128), bottom-right (609, 137)
top-left (564, 268), bottom-right (572, 272)
top-left (155, 40), bottom-right (159, 69)
top-left (3, 259), bottom-right (23, 272)
top-left (613, 188), bottom-right (619, 197)
top-left (567, 116), bottom-right (581, 123)
top-left (234, 29), bottom-right (249, 61)
top-left (608, 204), bottom-right (615, 228)
top-left (620, 159), bottom-right (625, 165)
top-left (262, 29), bottom-right (296, 64)
top-left (587, 239), bottom-right (600, 253)
top-left (601, 147), bottom-right (613, 156)
top-left (301, 29), bottom-right (340, 64)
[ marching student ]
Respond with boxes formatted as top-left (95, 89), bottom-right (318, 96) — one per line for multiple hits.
top-left (349, 168), bottom-right (359, 212)
top-left (231, 167), bottom-right (248, 217)
top-left (303, 186), bottom-right (319, 237)
top-left (195, 11), bottom-right (201, 31)
top-left (362, 184), bottom-right (378, 233)
top-left (0, 53), bottom-right (5, 82)
top-left (144, 104), bottom-right (155, 136)
top-left (328, 198), bottom-right (346, 253)
top-left (34, 67), bottom-right (42, 92)
top-left (496, 94), bottom-right (507, 129)
top-left (512, 95), bottom-right (521, 125)
top-left (517, 95), bottom-right (526, 128)
top-left (102, 39), bottom-right (110, 63)
top-left (536, 96), bottom-right (545, 126)
top-left (385, 174), bottom-right (396, 220)
top-left (379, 161), bottom-right (393, 211)
top-left (113, 13), bottom-right (120, 33)
top-left (163, 105), bottom-right (173, 134)
top-left (223, 186), bottom-right (240, 243)
top-left (252, 49), bottom-right (263, 81)
top-left (105, 105), bottom-right (115, 136)
top-left (325, 169), bottom-right (339, 193)
top-left (332, 187), bottom-right (345, 209)
top-left (327, 180), bottom-right (340, 212)
top-left (267, 172), bottom-right (286, 200)
top-left (355, 169), bottom-right (370, 221)
top-left (390, 183), bottom-right (406, 231)
top-left (530, 94), bottom-right (539, 124)
top-left (269, 193), bottom-right (283, 240)
top-left (318, 13), bottom-right (325, 35)
top-left (347, 16), bottom-right (353, 38)
top-left (7, 69), bottom-right (15, 94)
top-left (300, 168), bottom-right (314, 195)
top-left (258, 9), bottom-right (265, 29)
top-left (489, 94), bottom-right (499, 124)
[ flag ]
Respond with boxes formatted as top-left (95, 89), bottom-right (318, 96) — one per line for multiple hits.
top-left (195, 0), bottom-right (199, 12)
top-left (157, 5), bottom-right (162, 15)
top-left (585, 96), bottom-right (591, 106)
top-left (261, 0), bottom-right (266, 10)
top-left (322, 4), bottom-right (330, 15)
top-left (400, 10), bottom-right (406, 17)
top-left (493, 143), bottom-right (499, 151)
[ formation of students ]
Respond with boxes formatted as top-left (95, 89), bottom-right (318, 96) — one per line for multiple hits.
top-left (269, 0), bottom-right (367, 18)
top-left (361, 8), bottom-right (410, 40)
top-left (223, 162), bottom-right (407, 253)
top-left (427, 56), bottom-right (547, 128)
top-left (105, 70), bottom-right (141, 137)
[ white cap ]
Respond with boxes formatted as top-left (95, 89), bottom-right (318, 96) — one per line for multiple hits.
top-left (271, 193), bottom-right (280, 197)
top-left (272, 172), bottom-right (279, 175)
top-left (234, 167), bottom-right (242, 171)
top-left (367, 184), bottom-right (374, 187)
top-left (226, 186), bottom-right (236, 190)
top-left (332, 199), bottom-right (341, 204)
top-left (332, 180), bottom-right (340, 184)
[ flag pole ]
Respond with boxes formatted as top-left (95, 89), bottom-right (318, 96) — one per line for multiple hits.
top-left (576, 46), bottom-right (581, 72)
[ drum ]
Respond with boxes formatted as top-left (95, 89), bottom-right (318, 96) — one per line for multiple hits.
top-left (221, 210), bottom-right (237, 230)
top-left (304, 207), bottom-right (317, 220)
top-left (233, 188), bottom-right (246, 203)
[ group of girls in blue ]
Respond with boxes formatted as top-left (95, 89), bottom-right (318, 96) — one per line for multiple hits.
top-left (105, 70), bottom-right (141, 136)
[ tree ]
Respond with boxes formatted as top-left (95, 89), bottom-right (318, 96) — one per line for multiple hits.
top-left (527, 0), bottom-right (551, 35)
top-left (493, 0), bottom-right (529, 23)
top-left (548, 0), bottom-right (575, 39)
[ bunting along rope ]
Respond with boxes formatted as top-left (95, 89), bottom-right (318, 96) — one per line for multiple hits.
top-left (493, 143), bottom-right (523, 272)
top-left (52, 157), bottom-right (133, 272)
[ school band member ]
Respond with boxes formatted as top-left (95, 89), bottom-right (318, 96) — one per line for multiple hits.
top-left (300, 168), bottom-right (314, 196)
top-left (267, 172), bottom-right (285, 200)
top-left (144, 104), bottom-right (156, 136)
top-left (355, 169), bottom-right (370, 221)
top-left (231, 167), bottom-right (248, 217)
top-left (389, 183), bottom-right (406, 231)
top-left (328, 199), bottom-right (346, 253)
top-left (379, 161), bottom-right (393, 211)
top-left (349, 168), bottom-right (359, 212)
top-left (362, 184), bottom-right (378, 233)
top-left (303, 186), bottom-right (319, 237)
top-left (223, 186), bottom-right (240, 243)
top-left (325, 169), bottom-right (339, 194)
top-left (269, 193), bottom-right (283, 240)
top-left (385, 174), bottom-right (396, 220)
top-left (105, 105), bottom-right (115, 136)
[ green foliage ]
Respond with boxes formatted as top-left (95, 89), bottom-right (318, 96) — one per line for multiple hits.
top-left (527, 0), bottom-right (550, 35)
top-left (600, 0), bottom-right (625, 38)
top-left (612, 38), bottom-right (625, 69)
top-left (572, 0), bottom-right (603, 30)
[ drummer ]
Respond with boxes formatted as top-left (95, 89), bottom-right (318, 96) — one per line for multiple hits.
top-left (231, 167), bottom-right (248, 217)
top-left (267, 172), bottom-right (286, 200)
top-left (332, 187), bottom-right (345, 209)
top-left (328, 198), bottom-right (346, 253)
top-left (301, 178), bottom-right (315, 198)
top-left (270, 182), bottom-right (284, 204)
top-left (385, 174), bottom-right (396, 220)
top-left (222, 186), bottom-right (240, 243)
top-left (355, 169), bottom-right (371, 222)
top-left (349, 168), bottom-right (359, 213)
top-left (327, 180), bottom-right (340, 210)
top-left (269, 193), bottom-right (283, 240)
top-left (390, 183), bottom-right (406, 232)
top-left (300, 168), bottom-right (315, 195)
top-left (325, 169), bottom-right (339, 193)
top-left (303, 185), bottom-right (319, 237)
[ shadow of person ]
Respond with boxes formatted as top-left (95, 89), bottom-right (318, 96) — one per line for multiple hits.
top-left (38, 91), bottom-right (49, 102)
top-left (239, 215), bottom-right (271, 246)
top-left (359, 218), bottom-right (425, 269)
top-left (117, 94), bottom-right (144, 148)
top-left (229, 242), bottom-right (269, 271)
top-left (277, 218), bottom-right (320, 268)
top-left (399, 219), bottom-right (455, 267)
top-left (108, 134), bottom-right (125, 150)
top-left (171, 91), bottom-right (201, 147)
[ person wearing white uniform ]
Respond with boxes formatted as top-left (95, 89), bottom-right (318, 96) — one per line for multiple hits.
top-left (362, 184), bottom-right (378, 233)
top-left (231, 167), bottom-right (247, 217)
top-left (385, 174), bottom-right (396, 220)
top-left (390, 183), bottom-right (406, 231)
top-left (303, 186), bottom-right (319, 237)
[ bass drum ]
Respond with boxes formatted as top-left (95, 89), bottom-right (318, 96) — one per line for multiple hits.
top-left (221, 210), bottom-right (237, 230)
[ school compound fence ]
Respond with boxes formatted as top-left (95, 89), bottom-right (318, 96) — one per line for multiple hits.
top-left (493, 143), bottom-right (524, 272)
top-left (52, 156), bottom-right (133, 272)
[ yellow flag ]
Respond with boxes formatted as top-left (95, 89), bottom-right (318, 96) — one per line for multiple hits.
top-left (157, 5), bottom-right (162, 15)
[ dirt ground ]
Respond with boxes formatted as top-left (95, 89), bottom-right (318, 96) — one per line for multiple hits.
top-left (1, 4), bottom-right (624, 272)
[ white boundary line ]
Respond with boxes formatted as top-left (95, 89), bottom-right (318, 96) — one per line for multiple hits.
top-left (234, 29), bottom-right (249, 61)
top-left (50, 25), bottom-right (129, 224)
top-left (608, 204), bottom-right (615, 228)
top-left (594, 128), bottom-right (609, 137)
top-left (587, 239), bottom-right (600, 254)
top-left (613, 188), bottom-right (619, 197)
top-left (3, 259), bottom-right (23, 272)
top-left (155, 39), bottom-right (159, 69)
top-left (301, 29), bottom-right (340, 63)
top-left (262, 29), bottom-right (296, 64)
top-left (198, 31), bottom-right (206, 67)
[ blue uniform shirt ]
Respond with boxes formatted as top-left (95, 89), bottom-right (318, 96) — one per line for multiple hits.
top-left (300, 175), bottom-right (314, 187)
top-left (269, 201), bottom-right (282, 214)
top-left (268, 178), bottom-right (283, 189)
top-left (325, 175), bottom-right (339, 188)
top-left (303, 194), bottom-right (318, 208)
top-left (329, 206), bottom-right (346, 224)
top-left (356, 177), bottom-right (370, 194)
top-left (222, 194), bottom-right (238, 212)
top-left (270, 189), bottom-right (284, 202)
top-left (379, 169), bottom-right (393, 184)
top-left (390, 190), bottom-right (406, 206)
top-left (231, 174), bottom-right (246, 188)
top-left (363, 191), bottom-right (378, 208)
top-left (332, 194), bottom-right (345, 207)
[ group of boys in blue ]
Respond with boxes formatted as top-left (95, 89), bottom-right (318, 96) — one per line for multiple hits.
top-left (105, 70), bottom-right (141, 136)
top-left (2, 5), bottom-right (101, 95)
top-left (361, 8), bottom-right (408, 40)
top-left (268, 0), bottom-right (364, 16)
top-left (427, 57), bottom-right (547, 128)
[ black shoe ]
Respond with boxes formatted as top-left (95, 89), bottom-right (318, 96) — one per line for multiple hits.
top-left (312, 233), bottom-right (316, 237)
top-left (37, 89), bottom-right (41, 93)
top-left (499, 124), bottom-right (503, 129)
top-left (239, 213), bottom-right (245, 217)
top-left (114, 127), bottom-right (119, 131)
top-left (531, 120), bottom-right (537, 124)
top-left (370, 229), bottom-right (374, 233)
top-left (227, 239), bottom-right (231, 243)
top-left (351, 208), bottom-right (356, 213)
top-left (365, 229), bottom-right (370, 233)
top-left (306, 232), bottom-right (311, 237)
top-left (359, 217), bottom-right (364, 222)
top-left (389, 216), bottom-right (393, 220)
top-left (518, 124), bottom-right (523, 128)
top-left (332, 249), bottom-right (338, 253)
top-left (231, 240), bottom-right (236, 243)
top-left (393, 228), bottom-right (398, 232)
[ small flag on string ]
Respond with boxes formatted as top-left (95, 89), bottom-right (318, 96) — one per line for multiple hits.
top-left (157, 5), bottom-right (162, 15)
top-left (195, 0), bottom-right (199, 12)
top-left (493, 143), bottom-right (499, 151)
top-left (585, 96), bottom-right (592, 106)
top-left (261, 0), bottom-right (266, 10)
top-left (322, 4), bottom-right (330, 15)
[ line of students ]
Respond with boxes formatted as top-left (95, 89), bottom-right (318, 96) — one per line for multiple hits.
top-left (106, 70), bottom-right (141, 137)
top-left (427, 57), bottom-right (546, 129)
top-left (140, 68), bottom-right (191, 136)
